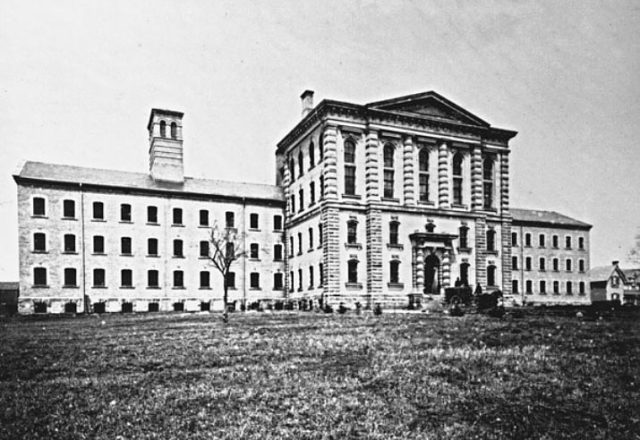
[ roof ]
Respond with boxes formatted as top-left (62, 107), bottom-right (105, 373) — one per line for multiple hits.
top-left (0, 282), bottom-right (19, 291)
top-left (511, 208), bottom-right (591, 229)
top-left (590, 265), bottom-right (640, 282)
top-left (14, 161), bottom-right (284, 203)
top-left (147, 109), bottom-right (184, 130)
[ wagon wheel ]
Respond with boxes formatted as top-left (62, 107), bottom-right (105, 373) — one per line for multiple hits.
top-left (450, 295), bottom-right (462, 306)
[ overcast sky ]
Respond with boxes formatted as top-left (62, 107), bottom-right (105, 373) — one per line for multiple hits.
top-left (1, 0), bottom-right (639, 280)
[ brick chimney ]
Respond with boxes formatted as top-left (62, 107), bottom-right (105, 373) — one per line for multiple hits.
top-left (300, 90), bottom-right (314, 118)
top-left (147, 109), bottom-right (184, 183)
top-left (612, 260), bottom-right (619, 267)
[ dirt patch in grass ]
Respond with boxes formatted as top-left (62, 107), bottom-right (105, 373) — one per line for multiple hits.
top-left (1, 310), bottom-right (639, 439)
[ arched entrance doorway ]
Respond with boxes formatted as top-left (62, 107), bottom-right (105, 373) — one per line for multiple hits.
top-left (424, 253), bottom-right (440, 294)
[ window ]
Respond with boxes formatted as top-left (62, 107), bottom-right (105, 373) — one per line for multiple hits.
top-left (298, 189), bottom-right (304, 212)
top-left (308, 228), bottom-right (314, 249)
top-left (458, 225), bottom-right (469, 249)
top-left (553, 258), bottom-right (559, 272)
top-left (200, 271), bottom-right (210, 288)
top-left (93, 235), bottom-right (104, 254)
top-left (553, 281), bottom-right (559, 294)
top-left (309, 141), bottom-right (315, 168)
top-left (63, 200), bottom-right (75, 218)
top-left (64, 234), bottom-right (76, 253)
top-left (148, 270), bottom-right (159, 288)
top-left (347, 220), bottom-right (357, 244)
top-left (512, 232), bottom-right (518, 246)
top-left (310, 182), bottom-right (315, 205)
top-left (344, 139), bottom-right (356, 195)
top-left (147, 206), bottom-right (158, 223)
top-left (525, 257), bottom-right (532, 271)
top-left (173, 239), bottom-right (183, 257)
top-left (170, 122), bottom-right (177, 139)
top-left (274, 215), bottom-right (282, 231)
top-left (539, 257), bottom-right (546, 271)
top-left (565, 236), bottom-right (572, 249)
top-left (226, 242), bottom-right (234, 259)
top-left (512, 279), bottom-right (519, 293)
top-left (289, 236), bottom-right (294, 257)
top-left (173, 271), bottom-right (184, 288)
top-left (250, 213), bottom-right (259, 229)
top-left (250, 272), bottom-right (260, 289)
top-left (390, 260), bottom-right (400, 284)
top-left (579, 259), bottom-right (585, 272)
top-left (319, 132), bottom-right (324, 161)
top-left (390, 222), bottom-right (399, 245)
top-left (200, 241), bottom-right (209, 257)
top-left (566, 281), bottom-right (573, 295)
top-left (319, 224), bottom-right (323, 246)
top-left (319, 263), bottom-right (324, 286)
top-left (309, 266), bottom-right (314, 288)
top-left (34, 233), bottom-right (46, 252)
top-left (225, 211), bottom-right (235, 228)
top-left (93, 269), bottom-right (106, 287)
top-left (487, 265), bottom-right (497, 286)
top-left (121, 237), bottom-right (132, 255)
top-left (512, 256), bottom-right (518, 270)
top-left (298, 269), bottom-right (303, 290)
top-left (289, 271), bottom-right (294, 290)
top-left (199, 210), bottom-right (209, 226)
top-left (290, 195), bottom-right (296, 214)
top-left (121, 204), bottom-right (131, 222)
top-left (566, 259), bottom-right (572, 272)
top-left (274, 244), bottom-right (283, 261)
top-left (460, 262), bottom-right (470, 286)
top-left (483, 155), bottom-right (494, 209)
top-left (539, 234), bottom-right (545, 248)
top-left (320, 175), bottom-right (325, 199)
top-left (227, 272), bottom-right (236, 288)
top-left (274, 273), bottom-right (283, 290)
top-left (348, 259), bottom-right (358, 284)
top-left (64, 268), bottom-right (77, 287)
top-left (173, 208), bottom-right (183, 225)
top-left (525, 233), bottom-right (531, 247)
top-left (578, 237), bottom-right (585, 250)
top-left (33, 197), bottom-right (46, 216)
top-left (250, 243), bottom-right (259, 259)
top-left (452, 153), bottom-right (463, 205)
top-left (298, 232), bottom-right (302, 254)
top-left (526, 280), bottom-right (532, 294)
top-left (159, 120), bottom-right (166, 137)
top-left (419, 147), bottom-right (429, 202)
top-left (579, 281), bottom-right (585, 295)
top-left (121, 269), bottom-right (133, 287)
top-left (486, 229), bottom-right (496, 252)
top-left (93, 202), bottom-right (104, 220)
top-left (34, 267), bottom-right (47, 286)
top-left (148, 238), bottom-right (158, 256)
top-left (298, 150), bottom-right (304, 177)
top-left (383, 144), bottom-right (395, 199)
top-left (552, 235), bottom-right (559, 248)
top-left (540, 280), bottom-right (546, 294)
top-left (289, 157), bottom-right (295, 181)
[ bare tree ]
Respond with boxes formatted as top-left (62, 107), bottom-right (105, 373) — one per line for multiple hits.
top-left (629, 227), bottom-right (640, 265)
top-left (208, 221), bottom-right (245, 323)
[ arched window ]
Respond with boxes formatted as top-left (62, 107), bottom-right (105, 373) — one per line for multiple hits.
top-left (418, 147), bottom-right (430, 202)
top-left (170, 122), bottom-right (177, 139)
top-left (390, 260), bottom-right (400, 284)
top-left (344, 139), bottom-right (356, 195)
top-left (539, 280), bottom-right (546, 294)
top-left (526, 280), bottom-right (532, 294)
top-left (289, 157), bottom-right (295, 181)
top-left (309, 141), bottom-right (315, 168)
top-left (383, 143), bottom-right (395, 199)
top-left (487, 264), bottom-right (497, 286)
top-left (298, 149), bottom-right (304, 177)
top-left (319, 132), bottom-right (324, 161)
top-left (453, 152), bottom-right (464, 205)
top-left (512, 279), bottom-right (519, 293)
top-left (579, 281), bottom-right (585, 295)
top-left (159, 120), bottom-right (166, 137)
top-left (483, 155), bottom-right (494, 209)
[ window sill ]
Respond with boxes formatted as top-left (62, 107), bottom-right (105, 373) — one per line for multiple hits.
top-left (199, 256), bottom-right (209, 259)
top-left (225, 227), bottom-right (238, 233)
top-left (172, 224), bottom-right (184, 228)
top-left (297, 252), bottom-right (303, 256)
top-left (172, 287), bottom-right (186, 290)
top-left (308, 248), bottom-right (314, 253)
top-left (92, 253), bottom-right (106, 256)
top-left (273, 286), bottom-right (283, 291)
top-left (249, 258), bottom-right (261, 262)
top-left (120, 254), bottom-right (133, 257)
top-left (274, 258), bottom-right (283, 262)
top-left (32, 250), bottom-right (48, 254)
top-left (451, 203), bottom-right (468, 210)
top-left (249, 287), bottom-right (262, 291)
top-left (486, 250), bottom-right (498, 255)
top-left (62, 251), bottom-right (78, 255)
top-left (198, 225), bottom-right (210, 228)
top-left (273, 229), bottom-right (283, 233)
top-left (120, 286), bottom-right (134, 289)
top-left (418, 200), bottom-right (434, 206)
top-left (228, 287), bottom-right (237, 290)
top-left (199, 287), bottom-right (212, 290)
top-left (458, 247), bottom-right (472, 253)
top-left (63, 285), bottom-right (79, 289)
top-left (147, 254), bottom-right (160, 258)
top-left (62, 217), bottom-right (77, 221)
top-left (91, 219), bottom-right (106, 223)
top-left (31, 215), bottom-right (48, 219)
top-left (345, 243), bottom-right (363, 250)
top-left (147, 222), bottom-right (160, 226)
top-left (387, 282), bottom-right (404, 289)
top-left (345, 282), bottom-right (363, 289)
top-left (342, 194), bottom-right (362, 200)
top-left (249, 228), bottom-right (261, 232)
top-left (147, 286), bottom-right (161, 290)
top-left (382, 197), bottom-right (399, 203)
top-left (387, 243), bottom-right (404, 250)
top-left (92, 286), bottom-right (107, 289)
top-left (119, 221), bottom-right (133, 224)
top-left (32, 285), bottom-right (49, 288)
top-left (483, 207), bottom-right (497, 212)
top-left (309, 202), bottom-right (316, 208)
top-left (173, 256), bottom-right (185, 259)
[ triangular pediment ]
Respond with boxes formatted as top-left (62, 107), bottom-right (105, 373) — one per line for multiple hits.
top-left (367, 91), bottom-right (490, 127)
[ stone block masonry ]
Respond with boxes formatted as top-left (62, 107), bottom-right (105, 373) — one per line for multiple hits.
top-left (365, 208), bottom-right (382, 308)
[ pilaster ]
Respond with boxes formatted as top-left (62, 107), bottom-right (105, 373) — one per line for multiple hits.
top-left (322, 207), bottom-right (340, 305)
top-left (442, 249), bottom-right (451, 290)
top-left (415, 246), bottom-right (424, 293)
top-left (438, 141), bottom-right (450, 208)
top-left (365, 129), bottom-right (380, 202)
top-left (500, 153), bottom-right (509, 213)
top-left (475, 218), bottom-right (487, 289)
top-left (322, 125), bottom-right (338, 201)
top-left (501, 221), bottom-right (512, 296)
top-left (471, 145), bottom-right (483, 211)
top-left (365, 208), bottom-right (382, 308)
top-left (402, 136), bottom-right (416, 205)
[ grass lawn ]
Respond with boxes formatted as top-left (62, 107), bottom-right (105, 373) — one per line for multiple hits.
top-left (1, 309), bottom-right (639, 439)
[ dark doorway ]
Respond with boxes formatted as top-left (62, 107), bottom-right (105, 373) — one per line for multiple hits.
top-left (424, 253), bottom-right (440, 294)
top-left (460, 263), bottom-right (470, 287)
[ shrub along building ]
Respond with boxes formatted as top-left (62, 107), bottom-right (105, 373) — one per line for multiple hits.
top-left (14, 91), bottom-right (592, 313)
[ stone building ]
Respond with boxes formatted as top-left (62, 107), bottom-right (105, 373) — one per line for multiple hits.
top-left (14, 91), bottom-right (593, 313)
top-left (510, 209), bottom-right (592, 305)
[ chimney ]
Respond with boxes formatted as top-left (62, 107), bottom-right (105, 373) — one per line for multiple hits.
top-left (612, 260), bottom-right (619, 266)
top-left (300, 90), bottom-right (314, 118)
top-left (147, 109), bottom-right (185, 183)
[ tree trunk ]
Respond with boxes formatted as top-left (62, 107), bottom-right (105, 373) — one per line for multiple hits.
top-left (223, 276), bottom-right (229, 324)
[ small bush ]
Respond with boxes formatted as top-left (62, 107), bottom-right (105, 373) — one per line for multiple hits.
top-left (373, 304), bottom-right (382, 315)
top-left (324, 304), bottom-right (334, 313)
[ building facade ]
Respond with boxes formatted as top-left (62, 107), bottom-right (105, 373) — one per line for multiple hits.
top-left (14, 91), bottom-right (593, 313)
top-left (510, 209), bottom-right (592, 305)
top-left (590, 261), bottom-right (640, 304)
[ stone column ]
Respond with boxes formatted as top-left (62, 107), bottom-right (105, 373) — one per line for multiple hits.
top-left (500, 153), bottom-right (509, 213)
top-left (366, 208), bottom-right (382, 308)
top-left (365, 130), bottom-right (380, 202)
top-left (475, 218), bottom-right (487, 289)
top-left (438, 141), bottom-right (450, 208)
top-left (500, 152), bottom-right (512, 295)
top-left (442, 249), bottom-right (451, 290)
top-left (322, 125), bottom-right (339, 201)
top-left (403, 136), bottom-right (415, 205)
top-left (471, 145), bottom-right (483, 211)
top-left (415, 246), bottom-right (425, 293)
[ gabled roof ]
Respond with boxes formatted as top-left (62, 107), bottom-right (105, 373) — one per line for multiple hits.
top-left (366, 91), bottom-right (490, 128)
top-left (589, 265), bottom-right (640, 283)
top-left (511, 208), bottom-right (592, 229)
top-left (14, 161), bottom-right (284, 203)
